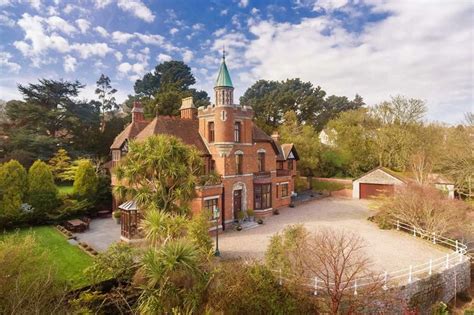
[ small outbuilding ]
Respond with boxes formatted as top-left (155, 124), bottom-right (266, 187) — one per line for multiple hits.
top-left (352, 167), bottom-right (405, 199)
top-left (352, 167), bottom-right (455, 199)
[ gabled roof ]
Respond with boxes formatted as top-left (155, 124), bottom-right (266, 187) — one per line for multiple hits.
top-left (110, 120), bottom-right (149, 149)
top-left (135, 116), bottom-right (210, 155)
top-left (352, 166), bottom-right (408, 183)
top-left (215, 59), bottom-right (233, 88)
top-left (252, 125), bottom-right (280, 155)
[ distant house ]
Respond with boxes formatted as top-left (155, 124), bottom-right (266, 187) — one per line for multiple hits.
top-left (352, 167), bottom-right (455, 199)
top-left (319, 129), bottom-right (336, 147)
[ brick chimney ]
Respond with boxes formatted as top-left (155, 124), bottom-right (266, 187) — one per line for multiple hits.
top-left (180, 97), bottom-right (197, 119)
top-left (131, 101), bottom-right (145, 123)
top-left (271, 131), bottom-right (280, 142)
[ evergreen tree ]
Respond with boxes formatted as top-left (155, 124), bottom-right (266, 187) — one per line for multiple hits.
top-left (0, 160), bottom-right (28, 225)
top-left (73, 160), bottom-right (98, 200)
top-left (28, 160), bottom-right (58, 220)
top-left (48, 149), bottom-right (71, 182)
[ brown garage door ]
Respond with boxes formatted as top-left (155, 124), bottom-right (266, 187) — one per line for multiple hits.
top-left (360, 183), bottom-right (394, 199)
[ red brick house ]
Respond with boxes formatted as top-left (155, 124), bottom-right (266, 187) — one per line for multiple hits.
top-left (111, 56), bottom-right (299, 241)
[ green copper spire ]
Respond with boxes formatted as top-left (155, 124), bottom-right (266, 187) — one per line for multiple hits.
top-left (215, 49), bottom-right (233, 88)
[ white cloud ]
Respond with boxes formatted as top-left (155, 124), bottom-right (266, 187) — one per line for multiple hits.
top-left (238, 0), bottom-right (249, 8)
top-left (0, 12), bottom-right (15, 27)
top-left (117, 61), bottom-right (147, 81)
top-left (95, 26), bottom-right (109, 37)
top-left (114, 51), bottom-right (123, 61)
top-left (0, 51), bottom-right (21, 73)
top-left (220, 9), bottom-right (228, 16)
top-left (169, 27), bottom-right (178, 35)
top-left (182, 50), bottom-right (193, 63)
top-left (213, 28), bottom-right (226, 37)
top-left (46, 16), bottom-right (77, 35)
top-left (157, 53), bottom-right (172, 63)
top-left (22, 0), bottom-right (41, 10)
top-left (312, 0), bottom-right (348, 12)
top-left (75, 18), bottom-right (90, 33)
top-left (63, 54), bottom-right (76, 72)
top-left (192, 23), bottom-right (204, 31)
top-left (251, 7), bottom-right (259, 15)
top-left (117, 0), bottom-right (155, 23)
top-left (242, 1), bottom-right (474, 123)
top-left (112, 31), bottom-right (135, 44)
top-left (94, 0), bottom-right (111, 9)
top-left (63, 3), bottom-right (88, 15)
top-left (71, 42), bottom-right (113, 59)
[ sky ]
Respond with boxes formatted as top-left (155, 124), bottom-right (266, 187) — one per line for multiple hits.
top-left (0, 0), bottom-right (472, 124)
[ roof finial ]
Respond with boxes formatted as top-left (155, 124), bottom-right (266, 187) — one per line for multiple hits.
top-left (222, 45), bottom-right (226, 61)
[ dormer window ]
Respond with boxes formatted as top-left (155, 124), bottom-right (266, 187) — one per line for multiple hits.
top-left (234, 122), bottom-right (241, 143)
top-left (208, 122), bottom-right (215, 142)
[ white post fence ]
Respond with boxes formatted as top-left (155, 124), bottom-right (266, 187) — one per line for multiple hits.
top-left (271, 218), bottom-right (468, 294)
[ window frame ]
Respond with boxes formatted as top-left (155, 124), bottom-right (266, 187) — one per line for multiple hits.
top-left (257, 152), bottom-right (265, 172)
top-left (234, 121), bottom-right (241, 143)
top-left (204, 198), bottom-right (219, 219)
top-left (281, 183), bottom-right (289, 197)
top-left (254, 183), bottom-right (272, 210)
top-left (208, 121), bottom-right (215, 143)
top-left (287, 159), bottom-right (293, 170)
top-left (235, 153), bottom-right (243, 175)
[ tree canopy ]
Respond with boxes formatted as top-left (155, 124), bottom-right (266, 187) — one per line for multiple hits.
top-left (240, 78), bottom-right (364, 133)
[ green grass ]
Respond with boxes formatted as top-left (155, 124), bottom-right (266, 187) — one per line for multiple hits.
top-left (57, 184), bottom-right (74, 196)
top-left (311, 179), bottom-right (349, 192)
top-left (1, 226), bottom-right (94, 288)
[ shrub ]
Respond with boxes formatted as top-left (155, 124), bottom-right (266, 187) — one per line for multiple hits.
top-left (187, 210), bottom-right (213, 255)
top-left (0, 160), bottom-right (28, 227)
top-left (73, 160), bottom-right (98, 200)
top-left (207, 261), bottom-right (315, 314)
top-left (375, 184), bottom-right (471, 236)
top-left (0, 233), bottom-right (69, 314)
top-left (294, 175), bottom-right (308, 192)
top-left (48, 149), bottom-right (71, 182)
top-left (85, 243), bottom-right (137, 284)
top-left (28, 160), bottom-right (59, 222)
top-left (113, 210), bottom-right (121, 218)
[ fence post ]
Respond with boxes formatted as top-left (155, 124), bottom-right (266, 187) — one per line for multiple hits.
top-left (383, 271), bottom-right (388, 290)
top-left (459, 251), bottom-right (463, 263)
top-left (396, 220), bottom-right (400, 231)
top-left (432, 232), bottom-right (436, 244)
top-left (408, 265), bottom-right (412, 283)
top-left (455, 240), bottom-right (459, 253)
top-left (313, 277), bottom-right (318, 296)
top-left (429, 259), bottom-right (432, 275)
top-left (413, 226), bottom-right (416, 237)
top-left (445, 254), bottom-right (449, 269)
top-left (354, 280), bottom-right (358, 296)
top-left (279, 268), bottom-right (282, 286)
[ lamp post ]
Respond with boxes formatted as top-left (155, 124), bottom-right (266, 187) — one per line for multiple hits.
top-left (213, 205), bottom-right (220, 257)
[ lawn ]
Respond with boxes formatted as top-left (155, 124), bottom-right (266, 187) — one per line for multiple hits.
top-left (1, 226), bottom-right (94, 288)
top-left (57, 184), bottom-right (74, 196)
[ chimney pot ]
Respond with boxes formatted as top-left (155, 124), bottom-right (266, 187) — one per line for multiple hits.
top-left (271, 131), bottom-right (280, 142)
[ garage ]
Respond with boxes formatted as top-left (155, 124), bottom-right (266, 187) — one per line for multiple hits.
top-left (359, 183), bottom-right (394, 199)
top-left (352, 167), bottom-right (406, 199)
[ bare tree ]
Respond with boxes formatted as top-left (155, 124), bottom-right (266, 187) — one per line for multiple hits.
top-left (265, 225), bottom-right (393, 314)
top-left (410, 151), bottom-right (432, 185)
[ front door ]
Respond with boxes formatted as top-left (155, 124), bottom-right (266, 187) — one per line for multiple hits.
top-left (233, 189), bottom-right (242, 220)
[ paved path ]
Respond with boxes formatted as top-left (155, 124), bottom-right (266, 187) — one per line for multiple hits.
top-left (218, 197), bottom-right (450, 273)
top-left (74, 217), bottom-right (121, 252)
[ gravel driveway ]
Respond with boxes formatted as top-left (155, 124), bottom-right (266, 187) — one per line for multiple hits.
top-left (217, 197), bottom-right (449, 273)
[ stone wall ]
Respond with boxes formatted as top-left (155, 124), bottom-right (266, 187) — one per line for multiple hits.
top-left (392, 259), bottom-right (471, 314)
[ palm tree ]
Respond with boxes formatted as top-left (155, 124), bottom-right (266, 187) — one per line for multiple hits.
top-left (137, 240), bottom-right (208, 314)
top-left (114, 135), bottom-right (203, 215)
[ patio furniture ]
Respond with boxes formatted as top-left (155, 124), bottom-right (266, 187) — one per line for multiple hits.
top-left (66, 219), bottom-right (87, 233)
top-left (81, 217), bottom-right (91, 230)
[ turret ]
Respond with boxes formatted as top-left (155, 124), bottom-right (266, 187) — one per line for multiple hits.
top-left (214, 50), bottom-right (234, 107)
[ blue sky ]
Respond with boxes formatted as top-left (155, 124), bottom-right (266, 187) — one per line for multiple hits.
top-left (0, 0), bottom-right (472, 123)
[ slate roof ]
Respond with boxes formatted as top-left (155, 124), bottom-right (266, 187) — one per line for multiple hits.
top-left (134, 116), bottom-right (210, 155)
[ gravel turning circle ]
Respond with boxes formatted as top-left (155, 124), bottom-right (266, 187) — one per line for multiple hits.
top-left (217, 197), bottom-right (450, 273)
